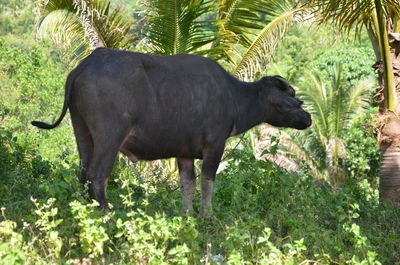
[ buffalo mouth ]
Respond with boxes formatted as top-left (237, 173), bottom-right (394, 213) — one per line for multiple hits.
top-left (290, 110), bottom-right (312, 130)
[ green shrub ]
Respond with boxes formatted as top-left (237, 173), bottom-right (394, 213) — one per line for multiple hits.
top-left (344, 108), bottom-right (380, 184)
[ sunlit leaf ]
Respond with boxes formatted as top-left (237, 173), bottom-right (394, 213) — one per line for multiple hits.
top-left (38, 0), bottom-right (135, 64)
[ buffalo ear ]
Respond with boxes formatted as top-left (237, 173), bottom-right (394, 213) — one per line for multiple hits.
top-left (272, 75), bottom-right (288, 84)
top-left (272, 75), bottom-right (289, 90)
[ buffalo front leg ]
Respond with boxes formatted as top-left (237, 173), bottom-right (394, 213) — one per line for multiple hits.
top-left (200, 144), bottom-right (225, 219)
top-left (178, 158), bottom-right (196, 213)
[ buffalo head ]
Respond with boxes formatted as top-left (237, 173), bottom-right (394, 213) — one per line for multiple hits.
top-left (259, 75), bottom-right (312, 130)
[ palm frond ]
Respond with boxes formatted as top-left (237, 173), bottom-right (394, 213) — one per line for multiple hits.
top-left (301, 64), bottom-right (373, 140)
top-left (310, 0), bottom-right (400, 34)
top-left (332, 62), bottom-right (344, 138)
top-left (141, 0), bottom-right (215, 55)
top-left (232, 7), bottom-right (304, 80)
top-left (211, 0), bottom-right (305, 66)
top-left (299, 72), bottom-right (329, 146)
top-left (310, 0), bottom-right (375, 34)
top-left (216, 0), bottom-right (277, 46)
top-left (330, 64), bottom-right (374, 138)
top-left (38, 0), bottom-right (135, 63)
top-left (37, 9), bottom-right (81, 48)
top-left (347, 78), bottom-right (376, 117)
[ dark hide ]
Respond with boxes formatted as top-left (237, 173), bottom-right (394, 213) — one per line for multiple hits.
top-left (32, 48), bottom-right (311, 216)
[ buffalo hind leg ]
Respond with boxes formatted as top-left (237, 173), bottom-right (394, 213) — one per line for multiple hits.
top-left (85, 138), bottom-right (122, 210)
top-left (200, 144), bottom-right (225, 219)
top-left (70, 107), bottom-right (93, 185)
top-left (178, 158), bottom-right (196, 213)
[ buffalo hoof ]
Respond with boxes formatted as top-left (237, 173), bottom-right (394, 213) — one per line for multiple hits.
top-left (181, 208), bottom-right (195, 217)
top-left (199, 212), bottom-right (217, 221)
top-left (99, 201), bottom-right (111, 212)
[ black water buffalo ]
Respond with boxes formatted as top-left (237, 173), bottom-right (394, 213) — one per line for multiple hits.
top-left (32, 48), bottom-right (311, 217)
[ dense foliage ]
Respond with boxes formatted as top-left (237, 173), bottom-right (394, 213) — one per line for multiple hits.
top-left (1, 1), bottom-right (399, 264)
top-left (267, 25), bottom-right (380, 186)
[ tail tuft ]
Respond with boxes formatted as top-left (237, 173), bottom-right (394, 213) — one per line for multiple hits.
top-left (31, 121), bottom-right (58, 129)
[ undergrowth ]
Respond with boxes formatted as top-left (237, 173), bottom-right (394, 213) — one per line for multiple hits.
top-left (1, 125), bottom-right (399, 264)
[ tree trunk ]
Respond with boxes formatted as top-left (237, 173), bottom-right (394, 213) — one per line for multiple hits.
top-left (378, 32), bottom-right (400, 205)
top-left (378, 111), bottom-right (400, 205)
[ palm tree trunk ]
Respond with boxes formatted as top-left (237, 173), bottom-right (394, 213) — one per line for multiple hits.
top-left (378, 112), bottom-right (400, 206)
top-left (378, 31), bottom-right (400, 206)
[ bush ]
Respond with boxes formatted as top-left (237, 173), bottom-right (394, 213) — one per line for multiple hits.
top-left (344, 108), bottom-right (380, 184)
top-left (1, 140), bottom-right (398, 264)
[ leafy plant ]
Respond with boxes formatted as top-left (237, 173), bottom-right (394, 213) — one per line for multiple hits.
top-left (32, 198), bottom-right (63, 258)
top-left (0, 219), bottom-right (26, 264)
top-left (70, 200), bottom-right (111, 257)
top-left (344, 108), bottom-right (380, 183)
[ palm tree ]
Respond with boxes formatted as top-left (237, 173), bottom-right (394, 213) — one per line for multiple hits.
top-left (258, 64), bottom-right (373, 186)
top-left (38, 0), bottom-right (308, 79)
top-left (310, 0), bottom-right (400, 205)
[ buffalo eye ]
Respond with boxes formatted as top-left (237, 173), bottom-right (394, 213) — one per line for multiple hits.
top-left (278, 98), bottom-right (302, 111)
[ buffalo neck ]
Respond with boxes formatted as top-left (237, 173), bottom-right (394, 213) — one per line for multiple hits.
top-left (231, 80), bottom-right (266, 135)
